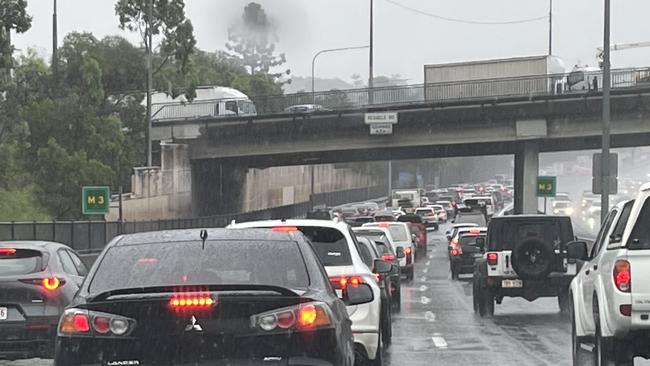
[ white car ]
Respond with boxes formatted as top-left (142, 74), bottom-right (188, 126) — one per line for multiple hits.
top-left (429, 204), bottom-right (448, 222)
top-left (228, 219), bottom-right (385, 365)
top-left (414, 207), bottom-right (440, 229)
top-left (362, 222), bottom-right (415, 280)
top-left (570, 184), bottom-right (650, 365)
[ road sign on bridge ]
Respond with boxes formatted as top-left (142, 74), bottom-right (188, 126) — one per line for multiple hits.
top-left (536, 176), bottom-right (557, 197)
top-left (82, 186), bottom-right (110, 215)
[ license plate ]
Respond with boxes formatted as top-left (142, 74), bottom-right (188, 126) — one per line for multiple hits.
top-left (0, 307), bottom-right (7, 320)
top-left (501, 279), bottom-right (523, 288)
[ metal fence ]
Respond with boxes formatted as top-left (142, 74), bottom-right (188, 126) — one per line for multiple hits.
top-left (0, 185), bottom-right (387, 253)
top-left (151, 67), bottom-right (650, 122)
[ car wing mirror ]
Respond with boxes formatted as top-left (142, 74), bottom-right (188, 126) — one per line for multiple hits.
top-left (396, 247), bottom-right (405, 259)
top-left (373, 259), bottom-right (392, 275)
top-left (343, 283), bottom-right (374, 306)
top-left (475, 237), bottom-right (486, 249)
top-left (567, 241), bottom-right (589, 261)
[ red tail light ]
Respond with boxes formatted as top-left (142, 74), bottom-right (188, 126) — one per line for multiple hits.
top-left (0, 248), bottom-right (16, 255)
top-left (487, 252), bottom-right (498, 266)
top-left (42, 277), bottom-right (60, 291)
top-left (382, 254), bottom-right (395, 262)
top-left (59, 309), bottom-right (134, 336)
top-left (329, 276), bottom-right (364, 290)
top-left (451, 248), bottom-right (460, 256)
top-left (405, 247), bottom-right (412, 255)
top-left (169, 294), bottom-right (215, 309)
top-left (451, 201), bottom-right (457, 207)
top-left (614, 260), bottom-right (631, 293)
top-left (60, 313), bottom-right (90, 334)
top-left (253, 302), bottom-right (332, 331)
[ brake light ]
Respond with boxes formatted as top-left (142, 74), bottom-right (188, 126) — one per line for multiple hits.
top-left (253, 302), bottom-right (332, 331)
top-left (42, 277), bottom-right (60, 291)
top-left (329, 276), bottom-right (364, 290)
top-left (451, 248), bottom-right (460, 256)
top-left (378, 223), bottom-right (390, 228)
top-left (169, 294), bottom-right (215, 309)
top-left (451, 201), bottom-right (457, 207)
top-left (272, 226), bottom-right (298, 232)
top-left (405, 247), bottom-right (412, 255)
top-left (59, 309), bottom-right (134, 336)
top-left (614, 260), bottom-right (631, 293)
top-left (469, 228), bottom-right (481, 235)
top-left (487, 252), bottom-right (498, 266)
top-left (451, 238), bottom-right (458, 245)
top-left (382, 254), bottom-right (395, 261)
top-left (0, 248), bottom-right (16, 255)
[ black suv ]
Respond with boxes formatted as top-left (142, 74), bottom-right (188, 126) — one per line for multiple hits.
top-left (472, 215), bottom-right (582, 317)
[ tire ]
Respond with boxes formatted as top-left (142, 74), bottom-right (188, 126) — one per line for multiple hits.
top-left (451, 262), bottom-right (459, 280)
top-left (594, 303), bottom-right (633, 366)
top-left (484, 288), bottom-right (495, 317)
top-left (472, 274), bottom-right (481, 314)
top-left (406, 268), bottom-right (414, 281)
top-left (570, 297), bottom-right (592, 366)
top-left (381, 303), bottom-right (392, 349)
top-left (511, 238), bottom-right (553, 280)
top-left (392, 286), bottom-right (402, 313)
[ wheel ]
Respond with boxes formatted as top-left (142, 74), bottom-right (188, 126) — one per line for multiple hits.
top-left (392, 286), bottom-right (402, 313)
top-left (511, 238), bottom-right (553, 280)
top-left (381, 303), bottom-right (392, 349)
top-left (570, 297), bottom-right (592, 366)
top-left (406, 268), bottom-right (414, 281)
top-left (451, 262), bottom-right (459, 280)
top-left (484, 288), bottom-right (495, 316)
top-left (594, 305), bottom-right (633, 366)
top-left (472, 275), bottom-right (481, 314)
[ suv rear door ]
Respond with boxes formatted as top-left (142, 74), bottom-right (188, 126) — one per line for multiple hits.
top-left (625, 197), bottom-right (650, 311)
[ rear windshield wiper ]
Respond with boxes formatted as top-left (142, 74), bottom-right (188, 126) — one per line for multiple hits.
top-left (88, 284), bottom-right (300, 302)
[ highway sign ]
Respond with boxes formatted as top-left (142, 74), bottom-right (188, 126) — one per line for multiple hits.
top-left (536, 176), bottom-right (557, 197)
top-left (82, 186), bottom-right (110, 215)
top-left (369, 123), bottom-right (393, 135)
top-left (364, 112), bottom-right (398, 125)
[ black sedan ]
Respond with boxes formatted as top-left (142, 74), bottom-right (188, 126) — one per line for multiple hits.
top-left (55, 228), bottom-right (375, 366)
top-left (0, 241), bottom-right (87, 360)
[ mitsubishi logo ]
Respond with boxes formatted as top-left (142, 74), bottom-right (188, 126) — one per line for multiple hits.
top-left (185, 316), bottom-right (203, 332)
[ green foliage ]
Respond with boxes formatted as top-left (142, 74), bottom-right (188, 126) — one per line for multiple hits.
top-left (226, 2), bottom-right (290, 92)
top-left (0, 0), bottom-right (32, 72)
top-left (0, 187), bottom-right (50, 221)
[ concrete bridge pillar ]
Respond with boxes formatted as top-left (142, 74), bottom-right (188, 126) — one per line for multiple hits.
top-left (514, 141), bottom-right (539, 214)
top-left (191, 159), bottom-right (247, 216)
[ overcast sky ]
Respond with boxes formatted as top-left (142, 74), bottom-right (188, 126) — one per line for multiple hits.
top-left (14, 0), bottom-right (650, 84)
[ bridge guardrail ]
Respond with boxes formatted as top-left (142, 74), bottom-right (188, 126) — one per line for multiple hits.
top-left (151, 67), bottom-right (650, 122)
top-left (0, 185), bottom-right (387, 252)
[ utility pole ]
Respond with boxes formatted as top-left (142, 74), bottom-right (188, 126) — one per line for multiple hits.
top-left (52, 0), bottom-right (58, 76)
top-left (548, 0), bottom-right (553, 55)
top-left (368, 0), bottom-right (374, 104)
top-left (145, 0), bottom-right (153, 167)
top-left (600, 0), bottom-right (611, 222)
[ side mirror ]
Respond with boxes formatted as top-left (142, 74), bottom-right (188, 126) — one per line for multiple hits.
top-left (567, 241), bottom-right (589, 261)
top-left (396, 247), bottom-right (405, 259)
top-left (475, 237), bottom-right (486, 249)
top-left (373, 259), bottom-right (392, 275)
top-left (343, 283), bottom-right (374, 306)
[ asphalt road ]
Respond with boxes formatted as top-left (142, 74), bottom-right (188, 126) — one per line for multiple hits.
top-left (4, 223), bottom-right (649, 366)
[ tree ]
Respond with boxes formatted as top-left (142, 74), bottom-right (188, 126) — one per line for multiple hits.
top-left (226, 2), bottom-right (290, 94)
top-left (115, 0), bottom-right (197, 98)
top-left (0, 0), bottom-right (31, 75)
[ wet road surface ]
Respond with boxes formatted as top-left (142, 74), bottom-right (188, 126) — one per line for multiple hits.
top-left (4, 223), bottom-right (649, 366)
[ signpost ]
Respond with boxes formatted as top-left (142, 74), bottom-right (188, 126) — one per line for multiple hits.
top-left (592, 152), bottom-right (618, 195)
top-left (365, 112), bottom-right (398, 135)
top-left (82, 186), bottom-right (110, 215)
top-left (536, 176), bottom-right (557, 214)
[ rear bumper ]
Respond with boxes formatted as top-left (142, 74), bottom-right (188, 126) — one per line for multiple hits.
top-left (0, 322), bottom-right (57, 359)
top-left (55, 328), bottom-right (350, 366)
top-left (451, 256), bottom-right (478, 274)
top-left (487, 276), bottom-right (573, 301)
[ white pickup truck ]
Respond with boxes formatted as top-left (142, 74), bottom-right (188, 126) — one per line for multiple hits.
top-left (570, 184), bottom-right (650, 365)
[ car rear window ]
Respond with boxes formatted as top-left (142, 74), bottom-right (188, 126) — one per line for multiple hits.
top-left (460, 235), bottom-right (485, 246)
top-left (386, 225), bottom-right (409, 242)
top-left (628, 198), bottom-right (650, 250)
top-left (296, 227), bottom-right (352, 266)
top-left (487, 219), bottom-right (574, 251)
top-left (355, 231), bottom-right (389, 245)
top-left (89, 240), bottom-right (310, 294)
top-left (0, 249), bottom-right (42, 276)
top-left (456, 213), bottom-right (487, 226)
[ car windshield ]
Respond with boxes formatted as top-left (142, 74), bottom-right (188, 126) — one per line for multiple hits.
top-left (386, 225), bottom-right (409, 242)
top-left (89, 240), bottom-right (310, 294)
top-left (294, 226), bottom-right (352, 266)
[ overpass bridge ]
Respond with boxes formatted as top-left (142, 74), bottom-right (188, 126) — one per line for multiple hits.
top-left (151, 68), bottom-right (650, 216)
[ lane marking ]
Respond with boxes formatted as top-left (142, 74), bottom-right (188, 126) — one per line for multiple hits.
top-left (425, 261), bottom-right (431, 266)
top-left (420, 276), bottom-right (427, 282)
top-left (428, 255), bottom-right (434, 259)
top-left (422, 268), bottom-right (429, 274)
top-left (432, 334), bottom-right (448, 349)
top-left (424, 311), bottom-right (436, 322)
top-left (419, 285), bottom-right (428, 292)
top-left (420, 296), bottom-right (431, 304)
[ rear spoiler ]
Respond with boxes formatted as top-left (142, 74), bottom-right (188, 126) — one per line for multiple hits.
top-left (89, 284), bottom-right (300, 302)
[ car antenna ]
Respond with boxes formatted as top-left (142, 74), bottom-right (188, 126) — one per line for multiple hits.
top-left (200, 230), bottom-right (208, 250)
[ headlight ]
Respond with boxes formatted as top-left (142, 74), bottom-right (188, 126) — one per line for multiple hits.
top-left (566, 207), bottom-right (574, 215)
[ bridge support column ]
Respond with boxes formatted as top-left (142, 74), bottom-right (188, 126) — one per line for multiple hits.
top-left (514, 141), bottom-right (539, 214)
top-left (191, 159), bottom-right (247, 216)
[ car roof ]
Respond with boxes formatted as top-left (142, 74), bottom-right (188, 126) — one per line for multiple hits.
top-left (452, 223), bottom-right (478, 228)
top-left (0, 240), bottom-right (70, 251)
top-left (229, 219), bottom-right (349, 230)
top-left (489, 214), bottom-right (570, 220)
top-left (112, 228), bottom-right (302, 247)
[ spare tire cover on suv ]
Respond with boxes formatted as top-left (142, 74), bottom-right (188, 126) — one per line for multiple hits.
top-left (511, 238), bottom-right (553, 280)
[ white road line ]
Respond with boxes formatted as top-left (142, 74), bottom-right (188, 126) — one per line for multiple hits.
top-left (420, 276), bottom-right (427, 282)
top-left (424, 311), bottom-right (436, 322)
top-left (428, 255), bottom-right (434, 259)
top-left (419, 285), bottom-right (428, 292)
top-left (422, 268), bottom-right (429, 273)
top-left (432, 334), bottom-right (448, 349)
top-left (425, 261), bottom-right (431, 266)
top-left (420, 296), bottom-right (431, 304)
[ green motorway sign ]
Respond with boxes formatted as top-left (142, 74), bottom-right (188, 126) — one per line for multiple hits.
top-left (82, 186), bottom-right (110, 215)
top-left (536, 176), bottom-right (557, 197)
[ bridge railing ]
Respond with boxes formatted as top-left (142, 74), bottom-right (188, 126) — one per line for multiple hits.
top-left (151, 67), bottom-right (650, 122)
top-left (0, 185), bottom-right (387, 253)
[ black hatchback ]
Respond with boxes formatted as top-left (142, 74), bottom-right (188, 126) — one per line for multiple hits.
top-left (55, 228), bottom-right (373, 366)
top-left (0, 241), bottom-right (87, 360)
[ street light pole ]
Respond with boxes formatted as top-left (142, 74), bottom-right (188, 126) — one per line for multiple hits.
top-left (145, 0), bottom-right (153, 167)
top-left (369, 0), bottom-right (374, 103)
top-left (600, 0), bottom-right (611, 222)
top-left (52, 0), bottom-right (58, 76)
top-left (548, 0), bottom-right (553, 55)
top-left (311, 45), bottom-right (370, 103)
